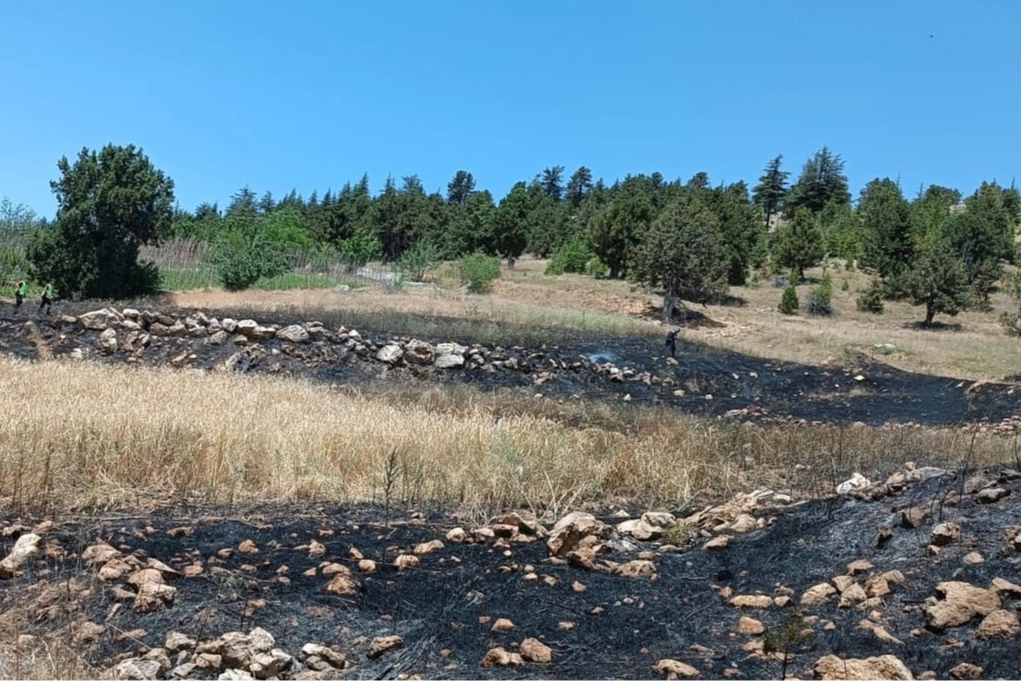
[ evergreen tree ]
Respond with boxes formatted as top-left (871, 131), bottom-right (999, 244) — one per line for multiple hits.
top-left (565, 166), bottom-right (593, 209)
top-left (629, 194), bottom-right (729, 320)
top-left (588, 186), bottom-right (654, 279)
top-left (539, 166), bottom-right (565, 201)
top-left (491, 182), bottom-right (530, 265)
top-left (26, 144), bottom-right (175, 299)
top-left (857, 178), bottom-right (914, 279)
top-left (227, 186), bottom-right (259, 219)
top-left (446, 170), bottom-right (476, 207)
top-left (905, 241), bottom-right (971, 327)
top-left (752, 155), bottom-right (789, 229)
top-left (771, 207), bottom-right (824, 280)
top-left (786, 146), bottom-right (851, 215)
top-left (708, 180), bottom-right (762, 285)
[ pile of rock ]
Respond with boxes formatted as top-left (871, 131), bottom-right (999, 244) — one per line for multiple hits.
top-left (110, 627), bottom-right (352, 680)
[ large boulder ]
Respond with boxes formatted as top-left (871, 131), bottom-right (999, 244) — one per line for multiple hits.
top-left (926, 581), bottom-right (1001, 630)
top-left (435, 353), bottom-right (465, 369)
top-left (79, 309), bottom-right (116, 330)
top-left (376, 344), bottom-right (404, 364)
top-left (99, 328), bottom-right (118, 355)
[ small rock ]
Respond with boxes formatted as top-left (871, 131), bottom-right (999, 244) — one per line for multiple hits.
top-left (991, 577), bottom-right (1021, 597)
top-left (491, 617), bottom-right (515, 632)
top-left (651, 658), bottom-right (699, 678)
top-left (615, 559), bottom-right (656, 578)
top-left (367, 635), bottom-right (403, 659)
top-left (949, 662), bottom-right (984, 679)
top-left (357, 559), bottom-right (376, 573)
top-left (249, 648), bottom-right (293, 679)
top-left (165, 631), bottom-right (196, 653)
top-left (238, 539), bottom-right (259, 554)
top-left (480, 647), bottom-right (523, 668)
top-left (930, 522), bottom-right (961, 546)
top-left (901, 506), bottom-right (929, 528)
top-left (977, 487), bottom-right (1009, 504)
top-left (0, 533), bottom-right (41, 577)
top-left (738, 616), bottom-right (765, 635)
top-left (963, 552), bottom-right (984, 565)
top-left (446, 527), bottom-right (467, 543)
top-left (112, 658), bottom-right (163, 680)
top-left (520, 637), bottom-right (552, 663)
top-left (394, 554), bottom-right (419, 570)
top-left (325, 570), bottom-right (359, 596)
top-left (275, 324), bottom-right (310, 343)
top-left (413, 539), bottom-right (444, 555)
top-left (838, 583), bottom-right (868, 608)
top-left (813, 654), bottom-right (913, 680)
top-left (729, 594), bottom-right (773, 609)
top-left (836, 472), bottom-right (870, 495)
top-left (801, 583), bottom-right (838, 606)
top-left (846, 559), bottom-right (873, 575)
top-left (703, 536), bottom-right (730, 551)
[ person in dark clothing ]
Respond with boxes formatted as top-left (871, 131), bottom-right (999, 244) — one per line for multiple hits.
top-left (39, 282), bottom-right (54, 315)
top-left (665, 328), bottom-right (678, 358)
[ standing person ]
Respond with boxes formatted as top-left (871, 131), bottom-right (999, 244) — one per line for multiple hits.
top-left (665, 328), bottom-right (678, 358)
top-left (14, 280), bottom-right (27, 312)
top-left (39, 282), bottom-right (54, 315)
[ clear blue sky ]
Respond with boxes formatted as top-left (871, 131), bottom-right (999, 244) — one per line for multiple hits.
top-left (2, 1), bottom-right (1019, 216)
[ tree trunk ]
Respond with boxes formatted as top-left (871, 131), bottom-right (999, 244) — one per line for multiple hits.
top-left (662, 289), bottom-right (677, 321)
top-left (609, 266), bottom-right (619, 279)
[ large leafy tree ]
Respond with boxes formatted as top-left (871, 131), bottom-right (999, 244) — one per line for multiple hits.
top-left (857, 178), bottom-right (914, 279)
top-left (771, 207), bottom-right (824, 280)
top-left (630, 194), bottom-right (728, 320)
top-left (905, 241), bottom-right (971, 327)
top-left (752, 155), bottom-right (789, 228)
top-left (785, 146), bottom-right (851, 215)
top-left (27, 144), bottom-right (174, 299)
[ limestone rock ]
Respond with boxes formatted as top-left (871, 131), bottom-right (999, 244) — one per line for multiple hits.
top-left (703, 536), bottom-right (730, 551)
top-left (975, 609), bottom-right (1020, 640)
top-left (481, 647), bottom-right (523, 668)
top-left (491, 617), bottom-right (515, 632)
top-left (926, 581), bottom-right (1001, 630)
top-left (520, 637), bottom-right (552, 663)
top-left (977, 487), bottom-right (1009, 504)
top-left (930, 522), bottom-right (961, 546)
top-left (404, 339), bottom-right (435, 365)
top-left (0, 532), bottom-right (40, 578)
top-left (546, 511), bottom-right (609, 556)
top-left (949, 663), bottom-right (983, 679)
top-left (836, 473), bottom-right (871, 495)
top-left (413, 539), bottom-right (444, 555)
top-left (801, 583), bottom-right (838, 607)
top-left (99, 328), bottom-right (118, 355)
top-left (249, 649), bottom-right (293, 679)
top-left (730, 594), bottom-right (773, 609)
top-left (738, 616), bottom-right (765, 635)
top-left (652, 658), bottom-right (700, 678)
top-left (367, 635), bottom-right (403, 659)
top-left (376, 344), bottom-right (403, 364)
top-left (617, 519), bottom-right (661, 540)
top-left (434, 353), bottom-right (465, 369)
top-left (812, 654), bottom-right (913, 680)
top-left (112, 658), bottom-right (163, 680)
top-left (276, 324), bottom-right (310, 343)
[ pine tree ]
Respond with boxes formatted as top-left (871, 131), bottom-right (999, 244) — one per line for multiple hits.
top-left (771, 207), bottom-right (824, 280)
top-left (752, 155), bottom-right (789, 229)
top-left (786, 147), bottom-right (851, 215)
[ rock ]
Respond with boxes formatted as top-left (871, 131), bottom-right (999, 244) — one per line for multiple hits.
top-left (812, 654), bottom-right (913, 680)
top-left (801, 583), bottom-right (838, 607)
top-left (133, 581), bottom-right (177, 613)
top-left (0, 532), bottom-right (40, 577)
top-left (206, 330), bottom-right (229, 346)
top-left (276, 324), bottom-right (310, 343)
top-left (846, 559), bottom-right (873, 575)
top-left (865, 575), bottom-right (891, 598)
top-left (435, 342), bottom-right (467, 357)
top-left (832, 575), bottom-right (856, 593)
top-left (991, 577), bottom-right (1021, 597)
top-left (300, 643), bottom-right (347, 670)
top-left (235, 320), bottom-right (259, 338)
top-left (98, 328), bottom-right (118, 355)
top-left (617, 519), bottom-right (662, 540)
top-left (652, 658), bottom-right (700, 678)
top-left (703, 536), bottom-right (730, 551)
top-left (435, 353), bottom-right (465, 369)
top-left (218, 670), bottom-right (254, 681)
top-left (949, 663), bottom-right (983, 679)
top-left (238, 539), bottom-right (259, 554)
top-left (128, 568), bottom-right (165, 587)
top-left (926, 581), bottom-right (1001, 630)
top-left (79, 310), bottom-right (114, 330)
top-left (975, 609), bottom-right (1020, 640)
top-left (221, 318), bottom-right (237, 333)
top-left (394, 554), bottom-right (419, 570)
top-left (738, 616), bottom-right (765, 635)
top-left (615, 560), bottom-right (657, 578)
top-left (836, 473), bottom-right (871, 495)
top-left (839, 583), bottom-right (868, 608)
top-left (963, 551), bottom-right (984, 565)
top-left (480, 647), bottom-right (524, 668)
top-left (113, 658), bottom-right (163, 680)
top-left (860, 620), bottom-right (903, 645)
top-left (367, 635), bottom-right (403, 659)
top-left (325, 570), bottom-right (359, 596)
top-left (249, 649), bottom-right (293, 679)
top-left (977, 487), bottom-right (1009, 503)
top-left (357, 559), bottom-right (376, 573)
top-left (520, 637), bottom-right (552, 663)
top-left (546, 511), bottom-right (609, 556)
top-left (404, 339), bottom-right (435, 365)
top-left (491, 617), bottom-right (515, 632)
top-left (165, 631), bottom-right (196, 653)
top-left (446, 527), bottom-right (467, 543)
top-left (730, 594), bottom-right (773, 609)
top-left (930, 522), bottom-right (961, 546)
top-left (219, 628), bottom-right (276, 668)
top-left (642, 511), bottom-right (676, 527)
top-left (376, 344), bottom-right (404, 364)
top-left (413, 539), bottom-right (444, 555)
top-left (73, 621), bottom-right (106, 644)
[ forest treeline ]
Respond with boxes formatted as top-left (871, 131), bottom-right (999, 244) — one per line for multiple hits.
top-left (3, 144), bottom-right (1021, 328)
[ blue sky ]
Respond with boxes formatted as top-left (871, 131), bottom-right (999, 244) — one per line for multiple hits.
top-left (2, 1), bottom-right (1019, 216)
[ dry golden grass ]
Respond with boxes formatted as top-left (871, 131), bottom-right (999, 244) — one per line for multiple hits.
top-left (0, 356), bottom-right (1014, 521)
top-left (164, 256), bottom-right (1021, 381)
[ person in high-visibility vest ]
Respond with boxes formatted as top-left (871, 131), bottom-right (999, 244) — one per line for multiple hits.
top-left (39, 282), bottom-right (54, 315)
top-left (14, 281), bottom-right (27, 312)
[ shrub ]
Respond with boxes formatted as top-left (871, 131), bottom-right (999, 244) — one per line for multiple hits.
top-left (779, 284), bottom-right (799, 314)
top-left (458, 251), bottom-right (501, 294)
top-left (856, 278), bottom-right (885, 314)
top-left (806, 273), bottom-right (833, 316)
top-left (337, 230), bottom-right (382, 269)
top-left (210, 219), bottom-right (288, 291)
top-left (584, 256), bottom-right (609, 278)
top-left (998, 271), bottom-right (1021, 336)
top-left (545, 235), bottom-right (591, 275)
top-left (398, 241), bottom-right (442, 282)
top-left (841, 278), bottom-right (850, 292)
